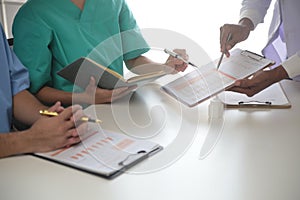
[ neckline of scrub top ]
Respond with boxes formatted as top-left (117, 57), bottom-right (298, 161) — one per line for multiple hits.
top-left (64, 0), bottom-right (93, 22)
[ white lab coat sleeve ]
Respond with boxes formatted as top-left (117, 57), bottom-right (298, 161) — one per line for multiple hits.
top-left (282, 51), bottom-right (300, 79)
top-left (240, 0), bottom-right (273, 29)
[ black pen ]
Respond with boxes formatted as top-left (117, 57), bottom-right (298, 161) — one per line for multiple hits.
top-left (39, 110), bottom-right (102, 123)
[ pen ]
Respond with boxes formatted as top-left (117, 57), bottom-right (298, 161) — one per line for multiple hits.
top-left (39, 110), bottom-right (102, 123)
top-left (216, 33), bottom-right (232, 70)
top-left (164, 48), bottom-right (198, 68)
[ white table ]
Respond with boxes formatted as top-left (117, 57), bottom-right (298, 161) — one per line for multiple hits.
top-left (1, 80), bottom-right (300, 200)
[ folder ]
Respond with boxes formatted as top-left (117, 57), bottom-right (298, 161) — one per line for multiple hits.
top-left (217, 82), bottom-right (291, 108)
top-left (161, 49), bottom-right (275, 107)
top-left (35, 129), bottom-right (162, 179)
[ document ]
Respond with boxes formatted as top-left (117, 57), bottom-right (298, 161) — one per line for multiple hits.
top-left (57, 57), bottom-right (166, 90)
top-left (218, 82), bottom-right (291, 108)
top-left (161, 49), bottom-right (275, 107)
top-left (35, 128), bottom-right (162, 179)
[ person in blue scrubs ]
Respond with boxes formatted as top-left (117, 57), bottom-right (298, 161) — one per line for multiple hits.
top-left (0, 24), bottom-right (85, 158)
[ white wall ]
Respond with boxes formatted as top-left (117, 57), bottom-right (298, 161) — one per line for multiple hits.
top-left (0, 0), bottom-right (26, 38)
top-left (127, 0), bottom-right (274, 60)
top-left (1, 0), bottom-right (274, 59)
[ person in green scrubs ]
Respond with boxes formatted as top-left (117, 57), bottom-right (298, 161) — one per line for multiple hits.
top-left (13, 0), bottom-right (188, 106)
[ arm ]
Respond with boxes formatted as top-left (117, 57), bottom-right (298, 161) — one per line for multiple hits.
top-left (35, 86), bottom-right (74, 106)
top-left (13, 90), bottom-right (48, 125)
top-left (0, 105), bottom-right (84, 158)
top-left (36, 78), bottom-right (136, 105)
top-left (125, 49), bottom-right (188, 75)
top-left (229, 65), bottom-right (289, 97)
top-left (220, 0), bottom-right (272, 56)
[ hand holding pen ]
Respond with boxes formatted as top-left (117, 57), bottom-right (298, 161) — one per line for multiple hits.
top-left (220, 22), bottom-right (252, 57)
top-left (217, 33), bottom-right (232, 69)
top-left (163, 49), bottom-right (193, 72)
top-left (40, 110), bottom-right (102, 123)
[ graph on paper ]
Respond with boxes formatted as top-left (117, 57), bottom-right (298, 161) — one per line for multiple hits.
top-left (162, 49), bottom-right (275, 107)
top-left (35, 129), bottom-right (162, 178)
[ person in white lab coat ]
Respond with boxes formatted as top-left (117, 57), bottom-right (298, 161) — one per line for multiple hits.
top-left (220, 0), bottom-right (300, 96)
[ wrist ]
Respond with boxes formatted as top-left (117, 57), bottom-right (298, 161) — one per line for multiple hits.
top-left (72, 92), bottom-right (91, 104)
top-left (3, 130), bottom-right (34, 156)
top-left (239, 18), bottom-right (254, 31)
top-left (272, 66), bottom-right (289, 82)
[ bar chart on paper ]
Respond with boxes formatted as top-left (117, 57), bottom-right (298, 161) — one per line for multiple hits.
top-left (35, 129), bottom-right (162, 178)
top-left (162, 49), bottom-right (275, 107)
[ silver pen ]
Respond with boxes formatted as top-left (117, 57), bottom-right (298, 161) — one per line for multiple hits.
top-left (216, 33), bottom-right (232, 70)
top-left (164, 48), bottom-right (198, 68)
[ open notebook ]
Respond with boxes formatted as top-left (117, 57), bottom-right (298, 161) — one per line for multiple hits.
top-left (35, 129), bottom-right (162, 179)
top-left (57, 57), bottom-right (166, 90)
top-left (162, 49), bottom-right (275, 107)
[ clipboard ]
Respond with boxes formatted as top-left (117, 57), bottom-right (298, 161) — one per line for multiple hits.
top-left (161, 49), bottom-right (275, 107)
top-left (217, 82), bottom-right (291, 108)
top-left (34, 129), bottom-right (163, 179)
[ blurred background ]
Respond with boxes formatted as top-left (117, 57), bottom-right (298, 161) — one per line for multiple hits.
top-left (1, 0), bottom-right (274, 60)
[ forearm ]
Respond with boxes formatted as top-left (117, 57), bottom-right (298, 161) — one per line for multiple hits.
top-left (271, 65), bottom-right (289, 82)
top-left (125, 56), bottom-right (165, 74)
top-left (36, 86), bottom-right (74, 106)
top-left (13, 90), bottom-right (48, 125)
top-left (240, 0), bottom-right (272, 29)
top-left (36, 86), bottom-right (96, 106)
top-left (0, 130), bottom-right (32, 158)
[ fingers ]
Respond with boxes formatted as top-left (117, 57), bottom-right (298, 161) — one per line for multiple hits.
top-left (220, 25), bottom-right (234, 57)
top-left (85, 76), bottom-right (97, 94)
top-left (89, 76), bottom-right (96, 86)
top-left (173, 49), bottom-right (188, 61)
top-left (165, 48), bottom-right (189, 72)
top-left (229, 79), bottom-right (257, 97)
top-left (60, 105), bottom-right (82, 119)
top-left (65, 136), bottom-right (81, 148)
top-left (220, 23), bottom-right (251, 57)
top-left (111, 86), bottom-right (136, 101)
top-left (48, 101), bottom-right (64, 113)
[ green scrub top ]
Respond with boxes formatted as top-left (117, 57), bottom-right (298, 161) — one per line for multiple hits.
top-left (13, 0), bottom-right (149, 93)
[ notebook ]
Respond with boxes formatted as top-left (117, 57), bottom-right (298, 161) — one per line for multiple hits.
top-left (57, 57), bottom-right (166, 90)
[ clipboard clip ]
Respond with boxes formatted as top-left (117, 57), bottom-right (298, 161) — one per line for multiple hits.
top-left (238, 101), bottom-right (272, 106)
top-left (118, 150), bottom-right (147, 166)
top-left (240, 50), bottom-right (265, 62)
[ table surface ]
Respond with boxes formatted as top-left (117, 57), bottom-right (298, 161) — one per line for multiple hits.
top-left (1, 80), bottom-right (300, 200)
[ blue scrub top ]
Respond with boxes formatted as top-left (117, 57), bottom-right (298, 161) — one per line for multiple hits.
top-left (0, 25), bottom-right (30, 133)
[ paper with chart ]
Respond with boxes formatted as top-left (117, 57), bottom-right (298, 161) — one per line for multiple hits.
top-left (35, 128), bottom-right (162, 179)
top-left (162, 49), bottom-right (275, 107)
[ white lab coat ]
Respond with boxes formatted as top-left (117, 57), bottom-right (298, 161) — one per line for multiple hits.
top-left (240, 0), bottom-right (300, 80)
